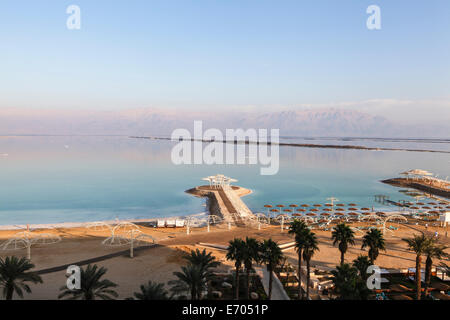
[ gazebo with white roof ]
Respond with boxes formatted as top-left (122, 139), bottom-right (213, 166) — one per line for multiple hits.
top-left (202, 174), bottom-right (238, 188)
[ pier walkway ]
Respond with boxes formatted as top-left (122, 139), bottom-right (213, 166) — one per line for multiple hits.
top-left (193, 185), bottom-right (255, 226)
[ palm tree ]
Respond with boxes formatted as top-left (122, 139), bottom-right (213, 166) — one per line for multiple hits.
top-left (402, 234), bottom-right (432, 300)
top-left (331, 263), bottom-right (369, 300)
top-left (242, 237), bottom-right (261, 300)
top-left (226, 238), bottom-right (246, 300)
top-left (129, 281), bottom-right (171, 300)
top-left (352, 255), bottom-right (371, 281)
top-left (0, 256), bottom-right (42, 300)
top-left (424, 242), bottom-right (448, 295)
top-left (260, 239), bottom-right (284, 299)
top-left (361, 229), bottom-right (386, 264)
top-left (302, 231), bottom-right (319, 300)
top-left (169, 263), bottom-right (210, 300)
top-left (331, 223), bottom-right (355, 265)
top-left (184, 248), bottom-right (220, 273)
top-left (58, 264), bottom-right (118, 300)
top-left (288, 219), bottom-right (309, 300)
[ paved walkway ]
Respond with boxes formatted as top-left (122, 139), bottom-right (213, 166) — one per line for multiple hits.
top-left (254, 266), bottom-right (290, 300)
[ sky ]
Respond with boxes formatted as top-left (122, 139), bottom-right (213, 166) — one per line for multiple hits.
top-left (0, 0), bottom-right (449, 123)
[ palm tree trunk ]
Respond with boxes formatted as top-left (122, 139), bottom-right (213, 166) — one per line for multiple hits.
top-left (246, 268), bottom-right (250, 300)
top-left (416, 255), bottom-right (422, 300)
top-left (369, 249), bottom-right (375, 265)
top-left (425, 256), bottom-right (432, 296)
top-left (6, 285), bottom-right (13, 300)
top-left (191, 287), bottom-right (196, 300)
top-left (235, 267), bottom-right (240, 300)
top-left (340, 251), bottom-right (345, 265)
top-left (268, 268), bottom-right (273, 300)
top-left (298, 250), bottom-right (303, 300)
top-left (306, 259), bottom-right (311, 300)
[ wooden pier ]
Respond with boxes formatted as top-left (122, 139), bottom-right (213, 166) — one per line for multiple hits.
top-left (186, 185), bottom-right (254, 226)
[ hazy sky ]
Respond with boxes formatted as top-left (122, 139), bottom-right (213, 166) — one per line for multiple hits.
top-left (0, 0), bottom-right (449, 121)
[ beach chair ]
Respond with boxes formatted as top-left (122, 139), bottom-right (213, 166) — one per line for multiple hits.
top-left (157, 219), bottom-right (166, 228)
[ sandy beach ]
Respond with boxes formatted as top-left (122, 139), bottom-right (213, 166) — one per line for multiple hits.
top-left (0, 220), bottom-right (448, 300)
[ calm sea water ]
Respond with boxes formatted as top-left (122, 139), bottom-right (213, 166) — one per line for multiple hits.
top-left (1, 136), bottom-right (449, 225)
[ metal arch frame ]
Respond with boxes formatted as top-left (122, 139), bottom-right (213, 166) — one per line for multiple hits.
top-left (383, 215), bottom-right (408, 235)
top-left (360, 214), bottom-right (384, 224)
top-left (102, 226), bottom-right (156, 258)
top-left (85, 221), bottom-right (114, 232)
top-left (1, 230), bottom-right (61, 260)
top-left (254, 213), bottom-right (270, 225)
top-left (350, 227), bottom-right (366, 238)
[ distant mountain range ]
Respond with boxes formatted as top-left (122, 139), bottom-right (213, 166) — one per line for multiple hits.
top-left (0, 107), bottom-right (448, 138)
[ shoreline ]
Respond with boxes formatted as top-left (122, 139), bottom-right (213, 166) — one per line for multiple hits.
top-left (382, 178), bottom-right (450, 200)
top-left (0, 212), bottom-right (208, 231)
top-left (130, 136), bottom-right (450, 154)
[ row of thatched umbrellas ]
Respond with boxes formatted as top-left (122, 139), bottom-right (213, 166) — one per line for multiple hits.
top-left (407, 201), bottom-right (450, 216)
top-left (263, 203), bottom-right (377, 218)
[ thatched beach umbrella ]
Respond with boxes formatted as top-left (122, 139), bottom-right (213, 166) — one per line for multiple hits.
top-left (348, 207), bottom-right (358, 211)
top-left (323, 208), bottom-right (332, 212)
top-left (289, 204), bottom-right (298, 208)
top-left (292, 213), bottom-right (301, 217)
top-left (335, 208), bottom-right (345, 212)
top-left (336, 204), bottom-right (345, 207)
top-left (349, 203), bottom-right (357, 206)
top-left (334, 212), bottom-right (345, 216)
top-left (297, 208), bottom-right (306, 212)
top-left (320, 212), bottom-right (331, 216)
top-left (348, 212), bottom-right (359, 216)
top-left (276, 204), bottom-right (285, 208)
top-left (325, 203), bottom-right (333, 207)
top-left (310, 208), bottom-right (319, 212)
top-left (306, 213), bottom-right (317, 217)
top-left (361, 208), bottom-right (370, 211)
top-left (416, 202), bottom-right (425, 206)
top-left (301, 204), bottom-right (309, 208)
top-left (313, 204), bottom-right (322, 207)
top-left (283, 209), bottom-right (292, 213)
top-left (422, 206), bottom-right (431, 210)
top-left (270, 209), bottom-right (280, 213)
